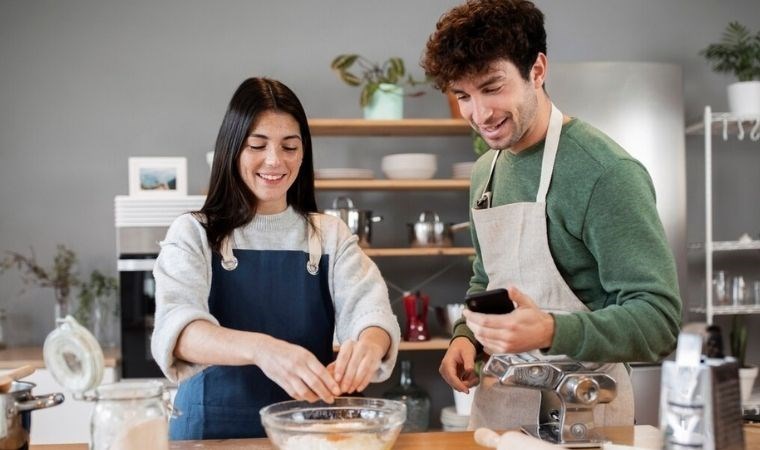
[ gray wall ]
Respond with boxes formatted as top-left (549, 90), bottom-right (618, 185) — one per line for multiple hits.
top-left (2, 0), bottom-right (760, 426)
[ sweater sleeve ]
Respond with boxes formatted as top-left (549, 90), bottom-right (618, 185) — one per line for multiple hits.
top-left (328, 220), bottom-right (400, 382)
top-left (548, 160), bottom-right (682, 362)
top-left (151, 214), bottom-right (219, 383)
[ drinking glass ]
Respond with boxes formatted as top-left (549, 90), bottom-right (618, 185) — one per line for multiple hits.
top-left (712, 271), bottom-right (729, 306)
top-left (753, 281), bottom-right (760, 306)
top-left (731, 276), bottom-right (747, 306)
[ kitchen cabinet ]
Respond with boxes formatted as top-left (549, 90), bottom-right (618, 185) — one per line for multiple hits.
top-left (686, 106), bottom-right (760, 324)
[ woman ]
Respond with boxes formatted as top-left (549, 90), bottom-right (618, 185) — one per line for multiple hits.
top-left (151, 77), bottom-right (400, 440)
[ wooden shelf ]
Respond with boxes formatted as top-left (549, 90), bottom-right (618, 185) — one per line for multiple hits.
top-left (363, 247), bottom-right (475, 257)
top-left (315, 179), bottom-right (469, 190)
top-left (398, 337), bottom-right (450, 351)
top-left (309, 118), bottom-right (471, 136)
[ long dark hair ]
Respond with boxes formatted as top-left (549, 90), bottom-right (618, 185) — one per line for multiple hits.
top-left (200, 77), bottom-right (317, 253)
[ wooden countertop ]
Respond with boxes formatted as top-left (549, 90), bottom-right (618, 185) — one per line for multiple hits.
top-left (0, 346), bottom-right (120, 369)
top-left (29, 424), bottom-right (760, 449)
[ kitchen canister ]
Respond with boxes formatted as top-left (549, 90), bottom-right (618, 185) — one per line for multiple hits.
top-left (43, 316), bottom-right (172, 450)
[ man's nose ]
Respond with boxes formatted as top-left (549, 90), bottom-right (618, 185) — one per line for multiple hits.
top-left (470, 97), bottom-right (493, 125)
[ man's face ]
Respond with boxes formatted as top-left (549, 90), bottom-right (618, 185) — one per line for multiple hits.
top-left (449, 59), bottom-right (539, 151)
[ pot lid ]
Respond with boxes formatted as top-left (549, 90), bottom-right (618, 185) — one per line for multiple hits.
top-left (43, 315), bottom-right (104, 395)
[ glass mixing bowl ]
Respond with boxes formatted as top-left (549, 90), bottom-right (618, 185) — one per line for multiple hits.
top-left (260, 397), bottom-right (406, 450)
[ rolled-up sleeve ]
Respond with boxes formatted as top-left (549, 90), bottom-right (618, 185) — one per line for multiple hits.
top-left (151, 215), bottom-right (219, 383)
top-left (330, 226), bottom-right (400, 382)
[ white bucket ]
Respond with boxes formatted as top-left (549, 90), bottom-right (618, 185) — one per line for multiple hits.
top-left (440, 406), bottom-right (469, 432)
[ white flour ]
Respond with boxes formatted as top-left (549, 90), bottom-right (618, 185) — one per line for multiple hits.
top-left (279, 433), bottom-right (392, 450)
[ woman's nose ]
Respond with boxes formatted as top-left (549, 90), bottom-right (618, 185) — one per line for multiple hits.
top-left (263, 147), bottom-right (280, 166)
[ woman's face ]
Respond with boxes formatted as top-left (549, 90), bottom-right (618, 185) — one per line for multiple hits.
top-left (238, 110), bottom-right (303, 214)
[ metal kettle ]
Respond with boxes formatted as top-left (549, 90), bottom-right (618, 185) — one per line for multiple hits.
top-left (322, 197), bottom-right (383, 247)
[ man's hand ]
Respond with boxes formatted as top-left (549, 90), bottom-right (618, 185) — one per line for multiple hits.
top-left (462, 286), bottom-right (555, 354)
top-left (439, 336), bottom-right (479, 393)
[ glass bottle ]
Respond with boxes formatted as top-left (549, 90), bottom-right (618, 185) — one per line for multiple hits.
top-left (91, 381), bottom-right (169, 450)
top-left (382, 360), bottom-right (430, 432)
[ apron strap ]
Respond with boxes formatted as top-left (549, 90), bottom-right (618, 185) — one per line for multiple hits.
top-left (306, 214), bottom-right (321, 275)
top-left (535, 103), bottom-right (563, 203)
top-left (475, 149), bottom-right (501, 209)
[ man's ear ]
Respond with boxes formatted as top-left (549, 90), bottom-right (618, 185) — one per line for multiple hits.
top-left (530, 53), bottom-right (548, 89)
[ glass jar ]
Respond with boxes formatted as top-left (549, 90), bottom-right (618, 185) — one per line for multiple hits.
top-left (91, 380), bottom-right (169, 450)
top-left (382, 360), bottom-right (430, 432)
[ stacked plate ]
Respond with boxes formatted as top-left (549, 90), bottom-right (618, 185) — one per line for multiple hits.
top-left (114, 195), bottom-right (205, 227)
top-left (315, 168), bottom-right (374, 179)
top-left (452, 162), bottom-right (475, 179)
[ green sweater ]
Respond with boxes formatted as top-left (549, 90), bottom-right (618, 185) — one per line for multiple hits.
top-left (454, 118), bottom-right (682, 363)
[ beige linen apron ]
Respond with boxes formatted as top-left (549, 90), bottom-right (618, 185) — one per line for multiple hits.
top-left (468, 104), bottom-right (634, 430)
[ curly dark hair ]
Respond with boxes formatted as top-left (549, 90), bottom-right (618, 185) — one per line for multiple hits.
top-left (421, 0), bottom-right (546, 90)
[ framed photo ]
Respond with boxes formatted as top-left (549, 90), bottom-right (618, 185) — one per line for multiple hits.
top-left (128, 157), bottom-right (188, 197)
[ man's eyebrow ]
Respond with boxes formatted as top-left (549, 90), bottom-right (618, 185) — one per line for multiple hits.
top-left (476, 74), bottom-right (503, 89)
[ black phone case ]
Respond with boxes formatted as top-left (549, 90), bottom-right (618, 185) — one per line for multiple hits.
top-left (465, 288), bottom-right (514, 314)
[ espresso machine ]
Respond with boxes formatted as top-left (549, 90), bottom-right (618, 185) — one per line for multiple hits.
top-left (482, 354), bottom-right (618, 447)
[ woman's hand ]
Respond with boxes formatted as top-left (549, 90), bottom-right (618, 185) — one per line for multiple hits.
top-left (329, 327), bottom-right (390, 394)
top-left (254, 336), bottom-right (342, 403)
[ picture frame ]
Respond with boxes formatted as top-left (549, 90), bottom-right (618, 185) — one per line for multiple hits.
top-left (128, 157), bottom-right (188, 197)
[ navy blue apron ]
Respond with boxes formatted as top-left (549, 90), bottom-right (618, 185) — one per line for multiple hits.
top-left (169, 242), bottom-right (334, 440)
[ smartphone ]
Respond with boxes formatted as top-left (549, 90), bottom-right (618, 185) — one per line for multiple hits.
top-left (465, 288), bottom-right (514, 314)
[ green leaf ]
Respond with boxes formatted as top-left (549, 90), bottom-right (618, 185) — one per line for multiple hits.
top-left (340, 72), bottom-right (362, 86)
top-left (700, 21), bottom-right (760, 81)
top-left (330, 54), bottom-right (359, 71)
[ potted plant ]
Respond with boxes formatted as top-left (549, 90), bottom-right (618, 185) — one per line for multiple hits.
top-left (330, 54), bottom-right (428, 119)
top-left (730, 315), bottom-right (758, 403)
top-left (0, 245), bottom-right (118, 342)
top-left (700, 21), bottom-right (760, 115)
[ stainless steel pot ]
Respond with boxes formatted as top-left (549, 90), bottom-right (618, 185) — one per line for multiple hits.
top-left (407, 211), bottom-right (469, 248)
top-left (0, 381), bottom-right (64, 449)
top-left (323, 197), bottom-right (383, 248)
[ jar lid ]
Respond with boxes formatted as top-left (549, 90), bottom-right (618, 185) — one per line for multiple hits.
top-left (43, 315), bottom-right (104, 395)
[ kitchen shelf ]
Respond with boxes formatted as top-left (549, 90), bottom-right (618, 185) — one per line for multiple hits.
top-left (308, 118), bottom-right (471, 136)
top-left (692, 106), bottom-right (760, 324)
top-left (685, 112), bottom-right (760, 136)
top-left (690, 305), bottom-right (760, 316)
top-left (315, 179), bottom-right (469, 191)
top-left (333, 338), bottom-right (450, 352)
top-left (688, 240), bottom-right (760, 252)
top-left (363, 247), bottom-right (475, 257)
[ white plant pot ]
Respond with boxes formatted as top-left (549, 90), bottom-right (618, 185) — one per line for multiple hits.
top-left (363, 83), bottom-right (403, 120)
top-left (739, 365), bottom-right (758, 403)
top-left (727, 81), bottom-right (760, 116)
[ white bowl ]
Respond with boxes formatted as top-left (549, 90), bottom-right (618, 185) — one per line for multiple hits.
top-left (382, 153), bottom-right (437, 179)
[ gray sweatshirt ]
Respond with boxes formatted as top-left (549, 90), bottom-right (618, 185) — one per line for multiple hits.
top-left (151, 206), bottom-right (400, 383)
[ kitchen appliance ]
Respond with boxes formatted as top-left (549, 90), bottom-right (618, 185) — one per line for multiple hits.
top-left (0, 381), bottom-right (64, 449)
top-left (115, 195), bottom-right (205, 378)
top-left (322, 196), bottom-right (382, 247)
top-left (403, 291), bottom-right (430, 341)
top-left (482, 355), bottom-right (618, 447)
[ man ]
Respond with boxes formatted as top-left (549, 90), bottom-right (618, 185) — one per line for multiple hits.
top-left (421, 0), bottom-right (681, 429)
